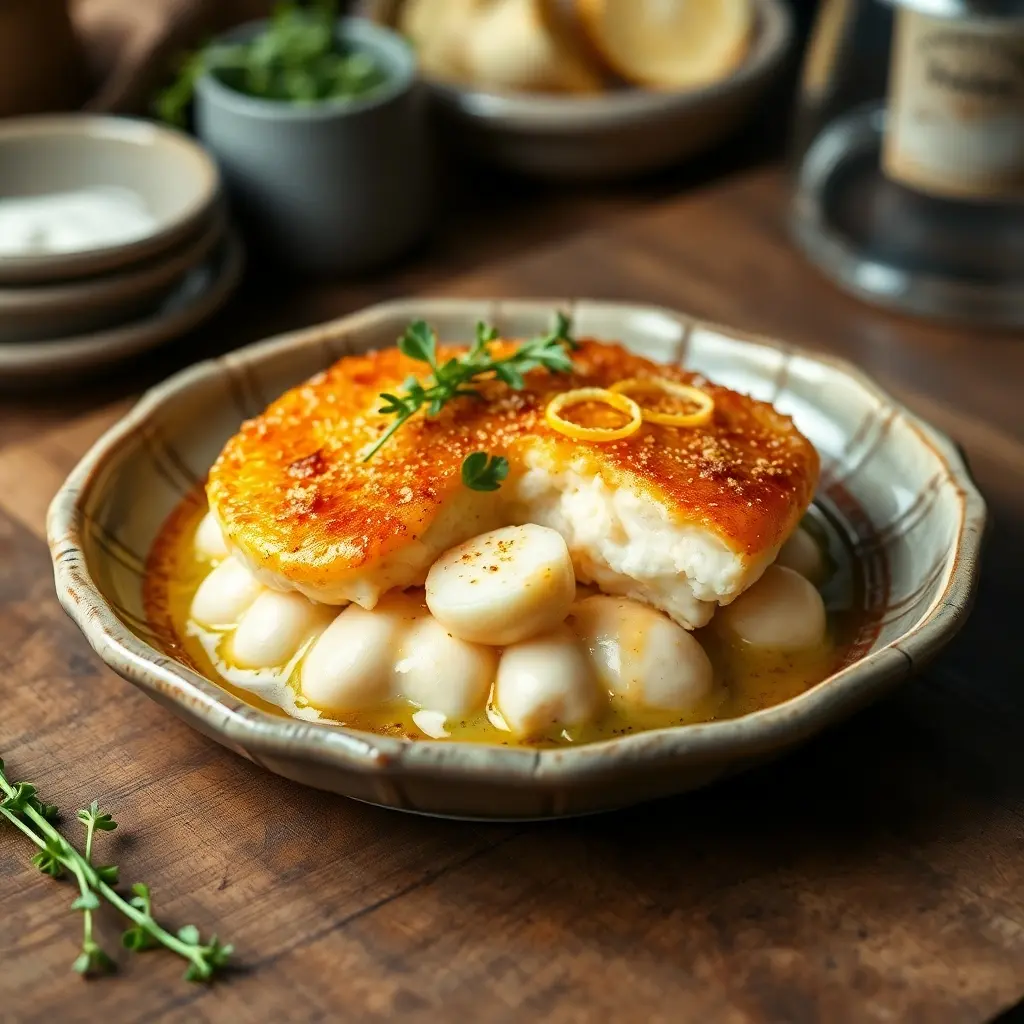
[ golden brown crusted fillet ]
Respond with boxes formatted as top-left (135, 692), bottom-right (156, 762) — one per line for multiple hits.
top-left (207, 339), bottom-right (818, 618)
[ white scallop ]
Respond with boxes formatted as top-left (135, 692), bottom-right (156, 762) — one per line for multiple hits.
top-left (776, 526), bottom-right (825, 583)
top-left (190, 556), bottom-right (264, 627)
top-left (194, 510), bottom-right (229, 560)
top-left (494, 627), bottom-right (601, 736)
top-left (568, 595), bottom-right (713, 711)
top-left (300, 591), bottom-right (423, 714)
top-left (717, 565), bottom-right (827, 651)
top-left (394, 617), bottom-right (496, 719)
top-left (425, 524), bottom-right (576, 646)
top-left (228, 591), bottom-right (335, 669)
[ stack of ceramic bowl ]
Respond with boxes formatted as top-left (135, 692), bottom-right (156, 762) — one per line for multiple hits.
top-left (0, 115), bottom-right (244, 382)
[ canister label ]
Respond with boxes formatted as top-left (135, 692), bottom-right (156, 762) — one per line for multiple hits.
top-left (884, 9), bottom-right (1024, 201)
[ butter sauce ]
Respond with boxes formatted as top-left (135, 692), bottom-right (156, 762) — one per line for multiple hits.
top-left (144, 491), bottom-right (875, 748)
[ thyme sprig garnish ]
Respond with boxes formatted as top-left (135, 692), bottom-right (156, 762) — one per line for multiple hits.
top-left (364, 313), bottom-right (576, 490)
top-left (0, 758), bottom-right (232, 982)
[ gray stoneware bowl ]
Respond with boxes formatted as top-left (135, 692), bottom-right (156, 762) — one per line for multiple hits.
top-left (403, 0), bottom-right (791, 180)
top-left (48, 299), bottom-right (985, 820)
top-left (193, 18), bottom-right (432, 276)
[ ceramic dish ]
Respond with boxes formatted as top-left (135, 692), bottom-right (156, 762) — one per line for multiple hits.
top-left (0, 232), bottom-right (243, 382)
top-left (384, 0), bottom-right (791, 180)
top-left (0, 115), bottom-right (220, 285)
top-left (0, 205), bottom-right (226, 344)
top-left (47, 299), bottom-right (985, 819)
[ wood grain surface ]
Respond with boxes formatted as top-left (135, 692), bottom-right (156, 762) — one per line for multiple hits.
top-left (2, 165), bottom-right (1023, 1024)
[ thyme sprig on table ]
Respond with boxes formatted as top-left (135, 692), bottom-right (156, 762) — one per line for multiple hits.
top-left (0, 758), bottom-right (232, 983)
top-left (364, 313), bottom-right (577, 490)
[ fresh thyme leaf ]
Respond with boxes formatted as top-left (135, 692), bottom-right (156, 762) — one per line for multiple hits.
top-left (461, 453), bottom-right (509, 492)
top-left (492, 364), bottom-right (525, 389)
top-left (206, 937), bottom-right (234, 969)
top-left (377, 393), bottom-right (408, 416)
top-left (72, 891), bottom-right (101, 912)
top-left (155, 52), bottom-right (206, 127)
top-left (182, 935), bottom-right (234, 982)
top-left (74, 797), bottom-right (118, 977)
top-left (78, 801), bottom-right (117, 832)
top-left (122, 883), bottom-right (159, 952)
top-left (122, 927), bottom-right (155, 952)
top-left (363, 312), bottom-right (577, 484)
top-left (397, 320), bottom-right (438, 366)
top-left (465, 320), bottom-right (500, 364)
top-left (95, 864), bottom-right (120, 885)
top-left (73, 943), bottom-right (115, 977)
top-left (31, 799), bottom-right (60, 822)
top-left (1, 781), bottom-right (37, 814)
top-left (32, 839), bottom-right (65, 879)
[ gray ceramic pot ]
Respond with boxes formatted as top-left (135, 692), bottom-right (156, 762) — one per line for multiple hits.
top-left (194, 18), bottom-right (432, 276)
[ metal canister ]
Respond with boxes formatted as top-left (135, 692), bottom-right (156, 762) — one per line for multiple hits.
top-left (789, 0), bottom-right (1024, 326)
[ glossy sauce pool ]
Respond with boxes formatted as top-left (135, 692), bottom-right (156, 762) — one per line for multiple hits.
top-left (144, 490), bottom-right (884, 748)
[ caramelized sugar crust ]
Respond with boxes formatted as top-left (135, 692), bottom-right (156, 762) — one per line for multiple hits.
top-left (207, 340), bottom-right (819, 586)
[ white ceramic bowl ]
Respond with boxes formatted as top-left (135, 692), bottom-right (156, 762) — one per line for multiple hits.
top-left (0, 115), bottom-right (221, 284)
top-left (47, 299), bottom-right (985, 819)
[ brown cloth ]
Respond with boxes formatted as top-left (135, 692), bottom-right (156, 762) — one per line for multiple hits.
top-left (1, 0), bottom-right (391, 120)
top-left (75, 0), bottom-right (275, 114)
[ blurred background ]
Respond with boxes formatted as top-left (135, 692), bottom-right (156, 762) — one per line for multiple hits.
top-left (3, 0), bottom-right (820, 117)
top-left (1, 0), bottom-right (1021, 392)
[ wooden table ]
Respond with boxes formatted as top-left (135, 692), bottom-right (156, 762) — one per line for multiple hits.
top-left (2, 163), bottom-right (1023, 1024)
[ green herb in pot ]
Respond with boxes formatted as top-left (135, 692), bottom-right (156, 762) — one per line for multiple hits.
top-left (157, 0), bottom-right (388, 127)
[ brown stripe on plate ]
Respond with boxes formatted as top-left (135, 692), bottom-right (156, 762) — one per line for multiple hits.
top-left (668, 317), bottom-right (694, 371)
top-left (143, 427), bottom-right (200, 497)
top-left (820, 481), bottom-right (891, 665)
top-left (770, 349), bottom-right (793, 403)
top-left (854, 472), bottom-right (947, 554)
top-left (106, 597), bottom-right (163, 645)
top-left (819, 406), bottom-right (897, 490)
top-left (84, 515), bottom-right (145, 574)
top-left (320, 329), bottom-right (353, 363)
top-left (220, 357), bottom-right (263, 419)
top-left (877, 555), bottom-right (951, 627)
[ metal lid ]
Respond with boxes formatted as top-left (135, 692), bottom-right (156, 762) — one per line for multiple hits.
top-left (882, 0), bottom-right (1024, 19)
